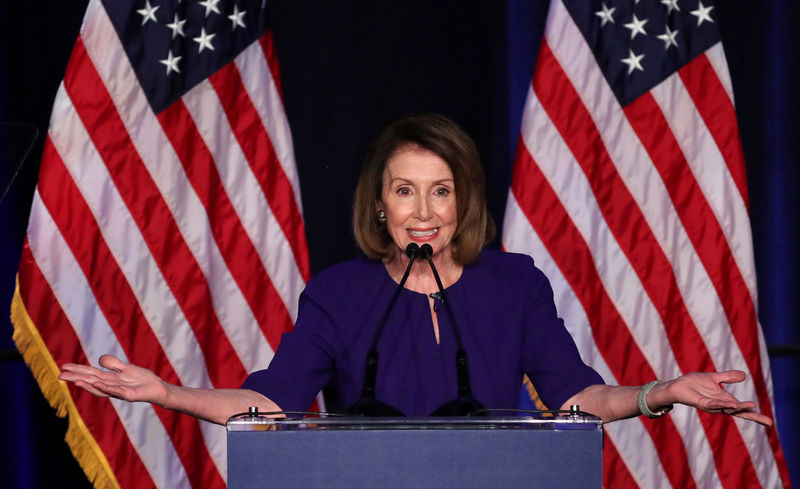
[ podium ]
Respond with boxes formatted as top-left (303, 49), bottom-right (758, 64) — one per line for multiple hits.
top-left (227, 413), bottom-right (603, 488)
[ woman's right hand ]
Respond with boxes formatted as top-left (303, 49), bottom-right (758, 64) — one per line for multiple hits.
top-left (59, 354), bottom-right (169, 406)
top-left (60, 355), bottom-right (281, 425)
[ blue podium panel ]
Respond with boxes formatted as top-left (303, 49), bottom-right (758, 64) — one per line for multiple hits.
top-left (227, 416), bottom-right (603, 489)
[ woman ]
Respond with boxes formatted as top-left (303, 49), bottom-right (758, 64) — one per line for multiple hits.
top-left (59, 114), bottom-right (770, 426)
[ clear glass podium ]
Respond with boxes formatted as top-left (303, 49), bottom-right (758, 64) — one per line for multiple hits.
top-left (227, 413), bottom-right (603, 488)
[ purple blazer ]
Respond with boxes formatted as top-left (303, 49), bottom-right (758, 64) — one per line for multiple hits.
top-left (242, 248), bottom-right (603, 415)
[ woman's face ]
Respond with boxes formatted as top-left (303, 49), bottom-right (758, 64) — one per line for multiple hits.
top-left (380, 146), bottom-right (457, 260)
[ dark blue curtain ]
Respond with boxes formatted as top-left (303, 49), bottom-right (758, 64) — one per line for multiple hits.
top-left (1, 1), bottom-right (797, 487)
top-left (741, 1), bottom-right (800, 483)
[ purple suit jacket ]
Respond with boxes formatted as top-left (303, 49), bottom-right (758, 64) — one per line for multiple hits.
top-left (242, 248), bottom-right (603, 415)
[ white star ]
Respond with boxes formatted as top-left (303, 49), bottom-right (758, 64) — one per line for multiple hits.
top-left (624, 14), bottom-right (648, 40)
top-left (159, 49), bottom-right (181, 75)
top-left (621, 49), bottom-right (645, 75)
top-left (691, 1), bottom-right (714, 26)
top-left (166, 13), bottom-right (187, 39)
top-left (228, 5), bottom-right (247, 29)
top-left (199, 0), bottom-right (221, 17)
top-left (595, 3), bottom-right (616, 26)
top-left (657, 25), bottom-right (679, 49)
top-left (661, 0), bottom-right (681, 14)
top-left (193, 27), bottom-right (216, 53)
top-left (136, 0), bottom-right (159, 26)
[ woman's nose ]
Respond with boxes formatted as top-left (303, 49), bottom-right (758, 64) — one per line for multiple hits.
top-left (415, 195), bottom-right (431, 220)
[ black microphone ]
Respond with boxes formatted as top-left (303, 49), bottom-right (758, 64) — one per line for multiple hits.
top-left (347, 243), bottom-right (420, 416)
top-left (419, 244), bottom-right (485, 416)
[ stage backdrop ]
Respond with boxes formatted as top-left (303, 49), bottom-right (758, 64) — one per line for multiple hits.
top-left (1, 0), bottom-right (797, 488)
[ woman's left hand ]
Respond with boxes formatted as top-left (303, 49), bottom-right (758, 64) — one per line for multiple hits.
top-left (654, 370), bottom-right (772, 426)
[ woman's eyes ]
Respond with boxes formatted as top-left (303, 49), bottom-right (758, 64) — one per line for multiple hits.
top-left (394, 186), bottom-right (451, 196)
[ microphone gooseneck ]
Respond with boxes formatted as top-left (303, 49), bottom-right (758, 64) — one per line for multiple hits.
top-left (347, 243), bottom-right (420, 416)
top-left (420, 244), bottom-right (484, 416)
top-left (368, 243), bottom-right (420, 352)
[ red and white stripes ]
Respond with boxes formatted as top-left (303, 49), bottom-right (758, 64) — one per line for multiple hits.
top-left (18, 0), bottom-right (310, 487)
top-left (503, 1), bottom-right (789, 487)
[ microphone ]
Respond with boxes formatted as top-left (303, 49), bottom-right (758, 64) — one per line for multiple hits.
top-left (347, 243), bottom-right (420, 416)
top-left (419, 244), bottom-right (485, 416)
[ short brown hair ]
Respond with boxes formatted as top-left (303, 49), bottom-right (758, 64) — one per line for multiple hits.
top-left (353, 114), bottom-right (495, 264)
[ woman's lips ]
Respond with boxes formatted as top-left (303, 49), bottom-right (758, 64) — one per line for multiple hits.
top-left (407, 227), bottom-right (439, 241)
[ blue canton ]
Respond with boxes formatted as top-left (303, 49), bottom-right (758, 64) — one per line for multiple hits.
top-left (102, 0), bottom-right (270, 113)
top-left (563, 0), bottom-right (721, 106)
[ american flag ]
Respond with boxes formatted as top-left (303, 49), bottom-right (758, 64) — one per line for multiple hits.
top-left (502, 0), bottom-right (791, 488)
top-left (10, 0), bottom-right (310, 487)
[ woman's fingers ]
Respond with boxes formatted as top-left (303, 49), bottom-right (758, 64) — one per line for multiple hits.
top-left (671, 371), bottom-right (772, 427)
top-left (62, 369), bottom-right (137, 401)
top-left (60, 359), bottom-right (128, 396)
top-left (695, 390), bottom-right (772, 426)
top-left (712, 369), bottom-right (747, 385)
top-left (73, 379), bottom-right (112, 398)
top-left (61, 362), bottom-right (102, 375)
top-left (734, 411), bottom-right (773, 427)
top-left (98, 354), bottom-right (127, 372)
top-left (59, 367), bottom-right (103, 385)
top-left (60, 363), bottom-right (121, 386)
top-left (695, 387), bottom-right (757, 410)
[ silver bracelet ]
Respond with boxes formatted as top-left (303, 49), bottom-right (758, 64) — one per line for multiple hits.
top-left (638, 380), bottom-right (673, 418)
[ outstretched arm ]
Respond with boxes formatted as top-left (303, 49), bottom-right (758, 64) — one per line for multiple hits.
top-left (59, 355), bottom-right (280, 425)
top-left (562, 370), bottom-right (772, 426)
